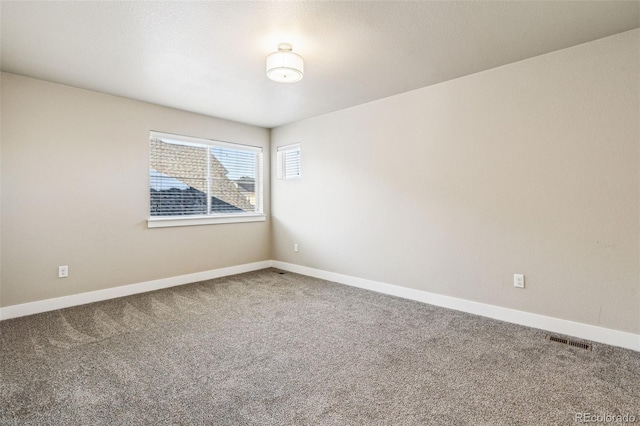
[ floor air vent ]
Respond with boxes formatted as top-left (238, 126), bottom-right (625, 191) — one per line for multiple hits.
top-left (546, 334), bottom-right (592, 351)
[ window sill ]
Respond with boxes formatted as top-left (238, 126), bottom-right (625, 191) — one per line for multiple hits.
top-left (147, 214), bottom-right (266, 228)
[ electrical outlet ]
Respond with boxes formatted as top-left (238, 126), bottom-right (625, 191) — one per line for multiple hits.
top-left (294, 243), bottom-right (299, 253)
top-left (514, 274), bottom-right (524, 289)
top-left (58, 265), bottom-right (69, 278)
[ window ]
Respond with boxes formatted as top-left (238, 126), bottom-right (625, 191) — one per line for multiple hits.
top-left (148, 131), bottom-right (264, 228)
top-left (277, 143), bottom-right (301, 179)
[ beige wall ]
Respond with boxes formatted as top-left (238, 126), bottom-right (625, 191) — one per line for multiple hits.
top-left (271, 30), bottom-right (640, 334)
top-left (1, 73), bottom-right (270, 307)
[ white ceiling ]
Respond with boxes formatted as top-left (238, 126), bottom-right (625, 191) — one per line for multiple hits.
top-left (2, 1), bottom-right (639, 128)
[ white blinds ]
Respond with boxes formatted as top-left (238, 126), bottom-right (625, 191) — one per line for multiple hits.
top-left (150, 132), bottom-right (263, 217)
top-left (277, 143), bottom-right (301, 179)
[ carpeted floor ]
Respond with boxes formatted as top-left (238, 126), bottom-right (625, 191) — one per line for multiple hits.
top-left (1, 268), bottom-right (638, 425)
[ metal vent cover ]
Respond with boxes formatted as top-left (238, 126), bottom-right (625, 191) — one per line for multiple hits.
top-left (546, 334), bottom-right (592, 351)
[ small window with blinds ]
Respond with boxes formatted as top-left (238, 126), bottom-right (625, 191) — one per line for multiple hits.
top-left (277, 143), bottom-right (301, 179)
top-left (148, 131), bottom-right (265, 228)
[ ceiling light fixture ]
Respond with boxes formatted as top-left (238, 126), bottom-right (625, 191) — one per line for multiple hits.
top-left (266, 43), bottom-right (304, 83)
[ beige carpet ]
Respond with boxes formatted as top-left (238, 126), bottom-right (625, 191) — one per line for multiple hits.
top-left (1, 268), bottom-right (638, 425)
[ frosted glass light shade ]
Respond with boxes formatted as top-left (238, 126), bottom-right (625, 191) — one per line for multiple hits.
top-left (266, 44), bottom-right (304, 83)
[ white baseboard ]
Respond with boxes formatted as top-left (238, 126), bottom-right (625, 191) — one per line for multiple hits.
top-left (272, 261), bottom-right (640, 352)
top-left (2, 259), bottom-right (638, 352)
top-left (0, 260), bottom-right (272, 321)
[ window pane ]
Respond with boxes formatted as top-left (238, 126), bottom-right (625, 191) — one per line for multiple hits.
top-left (284, 149), bottom-right (300, 179)
top-left (277, 144), bottom-right (300, 179)
top-left (210, 147), bottom-right (257, 213)
top-left (150, 139), bottom-right (207, 216)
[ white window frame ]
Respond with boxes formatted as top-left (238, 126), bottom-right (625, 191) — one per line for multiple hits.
top-left (147, 131), bottom-right (265, 228)
top-left (277, 143), bottom-right (301, 179)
